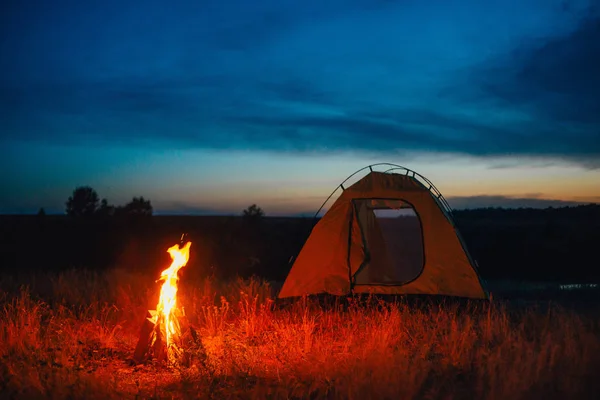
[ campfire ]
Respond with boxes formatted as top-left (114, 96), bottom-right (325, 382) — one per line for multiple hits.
top-left (133, 236), bottom-right (199, 365)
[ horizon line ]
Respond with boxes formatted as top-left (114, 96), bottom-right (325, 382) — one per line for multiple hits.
top-left (1, 201), bottom-right (598, 218)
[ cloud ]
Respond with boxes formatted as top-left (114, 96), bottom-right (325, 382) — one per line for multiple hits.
top-left (4, 76), bottom-right (597, 167)
top-left (450, 6), bottom-right (600, 166)
top-left (477, 10), bottom-right (600, 126)
top-left (1, 1), bottom-right (599, 169)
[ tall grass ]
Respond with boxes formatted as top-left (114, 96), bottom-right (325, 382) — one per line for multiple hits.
top-left (1, 268), bottom-right (598, 399)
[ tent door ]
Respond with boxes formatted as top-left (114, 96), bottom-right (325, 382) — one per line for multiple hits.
top-left (351, 198), bottom-right (425, 286)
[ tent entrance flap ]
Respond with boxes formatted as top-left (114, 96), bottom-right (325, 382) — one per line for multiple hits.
top-left (352, 198), bottom-right (425, 286)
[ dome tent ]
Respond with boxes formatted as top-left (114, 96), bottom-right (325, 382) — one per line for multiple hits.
top-left (278, 164), bottom-right (487, 299)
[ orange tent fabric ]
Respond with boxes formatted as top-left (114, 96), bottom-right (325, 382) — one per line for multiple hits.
top-left (278, 171), bottom-right (487, 299)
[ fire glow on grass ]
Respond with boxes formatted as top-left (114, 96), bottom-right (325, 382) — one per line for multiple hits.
top-left (156, 241), bottom-right (192, 349)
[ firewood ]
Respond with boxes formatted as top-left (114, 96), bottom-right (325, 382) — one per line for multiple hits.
top-left (132, 310), bottom-right (157, 364)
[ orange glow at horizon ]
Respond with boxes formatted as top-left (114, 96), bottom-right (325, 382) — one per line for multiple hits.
top-left (151, 165), bottom-right (600, 214)
top-left (83, 150), bottom-right (599, 215)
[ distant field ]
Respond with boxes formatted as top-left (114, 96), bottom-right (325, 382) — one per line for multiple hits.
top-left (1, 268), bottom-right (599, 399)
top-left (1, 204), bottom-right (600, 284)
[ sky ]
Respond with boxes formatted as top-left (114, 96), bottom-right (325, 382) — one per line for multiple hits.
top-left (1, 0), bottom-right (599, 215)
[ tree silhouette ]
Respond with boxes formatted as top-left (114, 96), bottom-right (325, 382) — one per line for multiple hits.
top-left (96, 198), bottom-right (115, 217)
top-left (36, 207), bottom-right (46, 228)
top-left (65, 186), bottom-right (99, 217)
top-left (122, 196), bottom-right (153, 216)
top-left (243, 204), bottom-right (264, 219)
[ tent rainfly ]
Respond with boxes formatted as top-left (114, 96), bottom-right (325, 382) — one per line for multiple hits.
top-left (278, 164), bottom-right (487, 300)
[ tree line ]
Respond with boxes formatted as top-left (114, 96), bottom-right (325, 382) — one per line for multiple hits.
top-left (64, 186), bottom-right (153, 218)
top-left (60, 185), bottom-right (265, 219)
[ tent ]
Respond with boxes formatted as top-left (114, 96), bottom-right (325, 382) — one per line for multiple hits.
top-left (278, 164), bottom-right (487, 299)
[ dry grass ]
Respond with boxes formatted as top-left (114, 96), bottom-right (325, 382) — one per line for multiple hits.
top-left (1, 268), bottom-right (599, 400)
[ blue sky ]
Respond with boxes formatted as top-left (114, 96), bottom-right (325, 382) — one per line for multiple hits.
top-left (1, 0), bottom-right (599, 215)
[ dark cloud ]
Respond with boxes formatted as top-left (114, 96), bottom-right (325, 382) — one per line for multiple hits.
top-left (486, 15), bottom-right (600, 125)
top-left (2, 73), bottom-right (599, 168)
top-left (224, 108), bottom-right (600, 167)
top-left (458, 11), bottom-right (600, 149)
top-left (1, 1), bottom-right (599, 170)
top-left (433, 9), bottom-right (600, 167)
top-left (226, 113), bottom-right (484, 153)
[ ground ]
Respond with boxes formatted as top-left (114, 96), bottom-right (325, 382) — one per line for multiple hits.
top-left (1, 268), bottom-right (599, 399)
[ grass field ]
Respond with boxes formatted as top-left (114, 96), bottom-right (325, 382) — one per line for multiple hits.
top-left (1, 268), bottom-right (599, 399)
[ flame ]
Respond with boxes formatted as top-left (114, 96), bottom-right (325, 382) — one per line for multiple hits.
top-left (156, 241), bottom-right (191, 348)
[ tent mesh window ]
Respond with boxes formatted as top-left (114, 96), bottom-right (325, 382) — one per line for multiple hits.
top-left (352, 198), bottom-right (425, 285)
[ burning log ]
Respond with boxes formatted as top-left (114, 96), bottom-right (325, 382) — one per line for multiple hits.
top-left (133, 310), bottom-right (159, 363)
top-left (132, 309), bottom-right (198, 364)
top-left (132, 237), bottom-right (198, 366)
